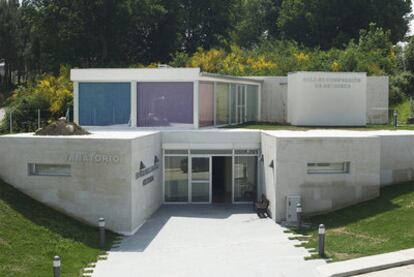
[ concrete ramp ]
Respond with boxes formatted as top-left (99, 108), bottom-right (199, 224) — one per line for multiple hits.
top-left (92, 205), bottom-right (325, 277)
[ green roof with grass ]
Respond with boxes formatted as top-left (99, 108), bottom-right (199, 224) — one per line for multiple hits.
top-left (226, 122), bottom-right (414, 131)
top-left (0, 179), bottom-right (116, 277)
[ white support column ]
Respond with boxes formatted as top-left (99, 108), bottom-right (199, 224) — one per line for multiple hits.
top-left (73, 82), bottom-right (79, 124)
top-left (213, 82), bottom-right (217, 126)
top-left (193, 81), bottom-right (199, 129)
top-left (257, 83), bottom-right (262, 122)
top-left (130, 82), bottom-right (137, 127)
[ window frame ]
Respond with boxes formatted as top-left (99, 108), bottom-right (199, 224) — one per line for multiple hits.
top-left (307, 162), bottom-right (350, 174)
top-left (28, 163), bottom-right (72, 177)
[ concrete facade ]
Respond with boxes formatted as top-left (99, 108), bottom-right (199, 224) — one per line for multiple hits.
top-left (255, 75), bottom-right (388, 125)
top-left (287, 72), bottom-right (367, 126)
top-left (0, 131), bottom-right (163, 235)
top-left (262, 130), bottom-right (381, 221)
top-left (130, 132), bottom-right (163, 233)
top-left (162, 129), bottom-right (261, 149)
top-left (367, 76), bottom-right (389, 124)
top-left (72, 69), bottom-right (389, 128)
top-left (1, 129), bottom-right (414, 234)
top-left (379, 131), bottom-right (414, 186)
top-left (250, 76), bottom-right (288, 123)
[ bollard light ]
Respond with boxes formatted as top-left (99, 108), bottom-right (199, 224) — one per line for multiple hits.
top-left (53, 256), bottom-right (61, 277)
top-left (296, 203), bottom-right (302, 230)
top-left (318, 224), bottom-right (326, 257)
top-left (393, 110), bottom-right (398, 128)
top-left (99, 217), bottom-right (106, 250)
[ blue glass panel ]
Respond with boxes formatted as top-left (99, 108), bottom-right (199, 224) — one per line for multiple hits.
top-left (79, 83), bottom-right (131, 126)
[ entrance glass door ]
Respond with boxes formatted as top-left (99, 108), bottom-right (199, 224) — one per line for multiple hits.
top-left (191, 156), bottom-right (211, 203)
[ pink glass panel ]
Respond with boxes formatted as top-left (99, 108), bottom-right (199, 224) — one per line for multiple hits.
top-left (199, 82), bottom-right (214, 127)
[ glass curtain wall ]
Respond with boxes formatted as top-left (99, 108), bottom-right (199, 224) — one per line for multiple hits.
top-left (199, 82), bottom-right (214, 127)
top-left (230, 84), bottom-right (237, 124)
top-left (79, 83), bottom-right (131, 126)
top-left (164, 149), bottom-right (258, 203)
top-left (246, 85), bottom-right (259, 122)
top-left (234, 156), bottom-right (257, 202)
top-left (215, 83), bottom-right (230, 125)
top-left (237, 85), bottom-right (247, 123)
top-left (137, 82), bottom-right (193, 127)
top-left (164, 156), bottom-right (189, 202)
top-left (210, 82), bottom-right (259, 126)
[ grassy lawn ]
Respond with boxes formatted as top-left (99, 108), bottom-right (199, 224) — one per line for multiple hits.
top-left (295, 182), bottom-right (414, 261)
top-left (226, 122), bottom-right (414, 131)
top-left (0, 179), bottom-right (116, 277)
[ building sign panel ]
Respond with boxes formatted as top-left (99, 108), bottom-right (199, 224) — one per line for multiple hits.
top-left (65, 152), bottom-right (120, 163)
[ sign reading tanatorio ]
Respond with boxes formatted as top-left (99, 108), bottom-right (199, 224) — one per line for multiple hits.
top-left (303, 76), bottom-right (362, 89)
top-left (65, 152), bottom-right (120, 163)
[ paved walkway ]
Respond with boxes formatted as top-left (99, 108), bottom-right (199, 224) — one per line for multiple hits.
top-left (357, 264), bottom-right (414, 276)
top-left (92, 205), bottom-right (325, 277)
top-left (318, 248), bottom-right (414, 277)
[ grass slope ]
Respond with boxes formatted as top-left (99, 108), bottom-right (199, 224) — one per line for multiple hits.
top-left (0, 179), bottom-right (115, 277)
top-left (297, 182), bottom-right (414, 261)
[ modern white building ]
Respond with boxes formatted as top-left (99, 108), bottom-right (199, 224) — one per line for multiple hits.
top-left (0, 68), bottom-right (398, 235)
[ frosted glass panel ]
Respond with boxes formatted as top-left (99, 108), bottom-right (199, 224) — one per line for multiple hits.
top-left (230, 84), bottom-right (237, 124)
top-left (137, 82), bottom-right (193, 127)
top-left (79, 83), bottom-right (131, 126)
top-left (165, 156), bottom-right (189, 202)
top-left (216, 83), bottom-right (230, 125)
top-left (199, 82), bottom-right (214, 127)
top-left (246, 85), bottom-right (258, 122)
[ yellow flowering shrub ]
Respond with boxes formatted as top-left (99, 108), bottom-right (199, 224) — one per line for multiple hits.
top-left (221, 46), bottom-right (247, 75)
top-left (36, 66), bottom-right (73, 114)
top-left (188, 48), bottom-right (226, 72)
top-left (331, 61), bottom-right (341, 72)
top-left (294, 52), bottom-right (310, 62)
top-left (246, 56), bottom-right (277, 75)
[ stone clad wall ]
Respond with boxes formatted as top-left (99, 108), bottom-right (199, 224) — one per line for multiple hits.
top-left (130, 133), bottom-right (163, 234)
top-left (380, 132), bottom-right (414, 186)
top-left (261, 131), bottom-right (381, 222)
top-left (0, 128), bottom-right (412, 234)
top-left (0, 133), bottom-right (163, 235)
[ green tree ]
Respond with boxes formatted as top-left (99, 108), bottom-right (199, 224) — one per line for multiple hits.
top-left (0, 0), bottom-right (22, 92)
top-left (404, 36), bottom-right (414, 72)
top-left (231, 0), bottom-right (282, 47)
top-left (2, 65), bottom-right (72, 133)
top-left (277, 0), bottom-right (412, 49)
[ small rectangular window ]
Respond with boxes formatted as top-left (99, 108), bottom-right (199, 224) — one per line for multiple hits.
top-left (307, 162), bottom-right (350, 174)
top-left (28, 164), bottom-right (71, 177)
